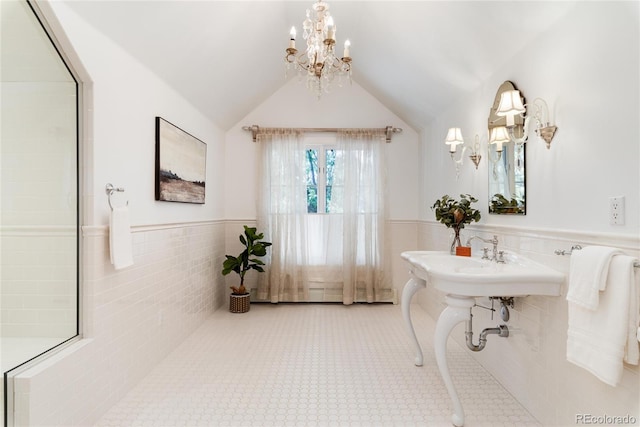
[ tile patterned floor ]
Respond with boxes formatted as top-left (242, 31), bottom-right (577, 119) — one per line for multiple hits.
top-left (95, 303), bottom-right (539, 426)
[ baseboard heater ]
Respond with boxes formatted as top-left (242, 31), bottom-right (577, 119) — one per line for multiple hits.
top-left (250, 287), bottom-right (398, 304)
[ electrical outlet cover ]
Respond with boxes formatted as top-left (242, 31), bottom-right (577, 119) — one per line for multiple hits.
top-left (609, 196), bottom-right (625, 225)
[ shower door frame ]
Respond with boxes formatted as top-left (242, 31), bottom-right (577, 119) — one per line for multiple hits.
top-left (2, 1), bottom-right (91, 425)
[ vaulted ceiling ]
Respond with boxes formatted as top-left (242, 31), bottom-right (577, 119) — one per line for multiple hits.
top-left (63, 1), bottom-right (577, 130)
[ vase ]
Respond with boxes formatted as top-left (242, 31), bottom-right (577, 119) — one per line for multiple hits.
top-left (456, 246), bottom-right (471, 257)
top-left (450, 227), bottom-right (462, 255)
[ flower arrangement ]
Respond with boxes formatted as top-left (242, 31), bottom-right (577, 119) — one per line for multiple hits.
top-left (431, 194), bottom-right (481, 253)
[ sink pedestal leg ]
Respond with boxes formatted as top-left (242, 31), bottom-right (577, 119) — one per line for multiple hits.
top-left (435, 295), bottom-right (475, 427)
top-left (401, 277), bottom-right (427, 366)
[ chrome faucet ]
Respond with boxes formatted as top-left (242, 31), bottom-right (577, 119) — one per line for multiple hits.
top-left (466, 235), bottom-right (500, 261)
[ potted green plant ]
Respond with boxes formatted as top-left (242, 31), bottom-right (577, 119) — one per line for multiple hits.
top-left (222, 225), bottom-right (272, 313)
top-left (431, 194), bottom-right (481, 254)
top-left (489, 194), bottom-right (524, 214)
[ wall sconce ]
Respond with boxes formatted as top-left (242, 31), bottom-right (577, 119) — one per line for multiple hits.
top-left (444, 128), bottom-right (483, 178)
top-left (496, 90), bottom-right (558, 149)
top-left (445, 128), bottom-right (466, 180)
top-left (468, 136), bottom-right (482, 170)
top-left (488, 126), bottom-right (510, 161)
top-left (445, 127), bottom-right (465, 157)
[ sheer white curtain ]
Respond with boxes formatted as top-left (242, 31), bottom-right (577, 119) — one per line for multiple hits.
top-left (256, 129), bottom-right (309, 302)
top-left (257, 128), bottom-right (389, 304)
top-left (331, 129), bottom-right (389, 304)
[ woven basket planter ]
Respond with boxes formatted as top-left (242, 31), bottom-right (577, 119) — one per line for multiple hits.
top-left (229, 293), bottom-right (250, 313)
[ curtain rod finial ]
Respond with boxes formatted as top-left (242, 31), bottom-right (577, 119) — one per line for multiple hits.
top-left (242, 125), bottom-right (259, 142)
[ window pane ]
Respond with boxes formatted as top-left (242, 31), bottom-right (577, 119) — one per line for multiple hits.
top-left (305, 149), bottom-right (318, 213)
top-left (325, 149), bottom-right (335, 213)
top-left (307, 186), bottom-right (318, 213)
top-left (327, 149), bottom-right (343, 213)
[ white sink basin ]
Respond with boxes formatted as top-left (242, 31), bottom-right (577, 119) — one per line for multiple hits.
top-left (401, 249), bottom-right (565, 426)
top-left (401, 250), bottom-right (564, 297)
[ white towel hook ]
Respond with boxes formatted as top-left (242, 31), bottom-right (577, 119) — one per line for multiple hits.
top-left (105, 183), bottom-right (128, 210)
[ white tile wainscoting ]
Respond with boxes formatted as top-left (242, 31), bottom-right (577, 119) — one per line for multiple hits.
top-left (0, 226), bottom-right (77, 339)
top-left (11, 221), bottom-right (226, 426)
top-left (9, 219), bottom-right (638, 426)
top-left (416, 221), bottom-right (639, 426)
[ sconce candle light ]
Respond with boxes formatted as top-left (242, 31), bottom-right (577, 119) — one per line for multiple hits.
top-left (444, 128), bottom-right (483, 175)
top-left (496, 90), bottom-right (525, 127)
top-left (496, 89), bottom-right (558, 149)
top-left (445, 127), bottom-right (465, 155)
top-left (488, 126), bottom-right (510, 160)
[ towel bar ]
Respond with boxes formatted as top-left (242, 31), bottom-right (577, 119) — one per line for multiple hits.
top-left (555, 245), bottom-right (639, 268)
top-left (554, 245), bottom-right (582, 256)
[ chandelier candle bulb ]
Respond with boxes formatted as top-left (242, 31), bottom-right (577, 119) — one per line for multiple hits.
top-left (343, 40), bottom-right (350, 57)
top-left (326, 16), bottom-right (335, 40)
top-left (289, 26), bottom-right (296, 49)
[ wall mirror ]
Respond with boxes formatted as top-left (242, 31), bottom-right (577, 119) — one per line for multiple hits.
top-left (487, 81), bottom-right (526, 215)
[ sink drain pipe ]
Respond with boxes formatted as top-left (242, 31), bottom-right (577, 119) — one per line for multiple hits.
top-left (465, 308), bottom-right (509, 352)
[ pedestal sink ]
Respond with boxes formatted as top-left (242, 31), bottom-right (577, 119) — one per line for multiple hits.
top-left (401, 250), bottom-right (564, 426)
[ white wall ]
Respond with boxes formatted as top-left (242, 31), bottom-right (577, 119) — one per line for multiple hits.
top-left (421, 1), bottom-right (639, 236)
top-left (49, 3), bottom-right (226, 227)
top-left (417, 2), bottom-right (640, 425)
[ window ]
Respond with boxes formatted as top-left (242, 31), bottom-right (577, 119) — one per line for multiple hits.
top-left (258, 129), bottom-right (389, 303)
top-left (305, 146), bottom-right (339, 213)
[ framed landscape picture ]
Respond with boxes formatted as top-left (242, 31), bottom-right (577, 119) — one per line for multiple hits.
top-left (155, 117), bottom-right (207, 204)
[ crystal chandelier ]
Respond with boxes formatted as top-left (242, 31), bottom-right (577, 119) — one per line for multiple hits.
top-left (285, 1), bottom-right (352, 99)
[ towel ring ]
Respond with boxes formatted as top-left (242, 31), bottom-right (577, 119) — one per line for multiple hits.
top-left (106, 183), bottom-right (128, 210)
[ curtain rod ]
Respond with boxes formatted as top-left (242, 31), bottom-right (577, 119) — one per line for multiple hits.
top-left (241, 125), bottom-right (402, 143)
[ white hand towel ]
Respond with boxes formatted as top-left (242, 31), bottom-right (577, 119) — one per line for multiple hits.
top-left (625, 260), bottom-right (639, 363)
top-left (566, 246), bottom-right (623, 310)
top-left (566, 255), bottom-right (639, 386)
top-left (109, 206), bottom-right (134, 270)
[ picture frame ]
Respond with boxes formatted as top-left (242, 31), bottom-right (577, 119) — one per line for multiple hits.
top-left (155, 117), bottom-right (207, 204)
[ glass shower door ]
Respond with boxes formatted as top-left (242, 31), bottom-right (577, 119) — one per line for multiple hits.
top-left (1, 0), bottom-right (79, 424)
